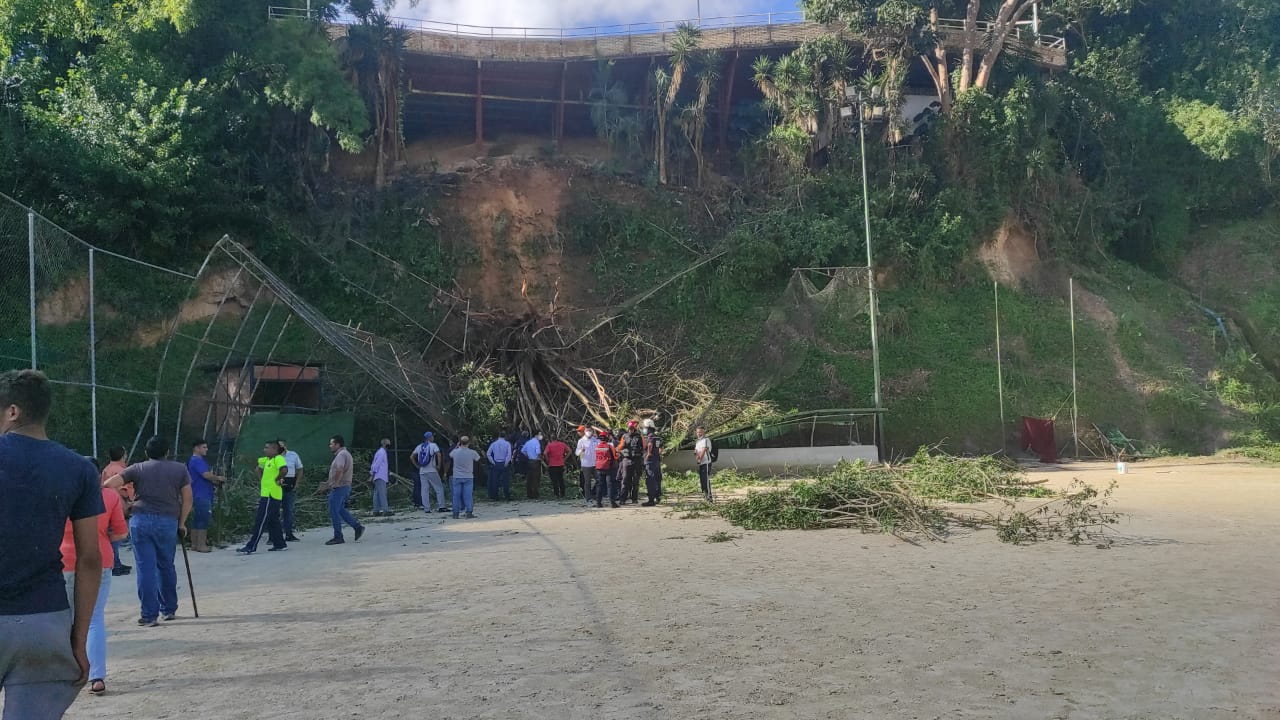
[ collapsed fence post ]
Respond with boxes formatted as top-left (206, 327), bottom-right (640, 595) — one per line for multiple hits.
top-left (28, 211), bottom-right (37, 368)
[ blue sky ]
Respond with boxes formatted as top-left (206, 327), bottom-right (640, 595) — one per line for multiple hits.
top-left (389, 0), bottom-right (803, 29)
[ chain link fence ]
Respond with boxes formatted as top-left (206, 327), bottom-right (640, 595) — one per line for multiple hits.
top-left (0, 192), bottom-right (196, 457)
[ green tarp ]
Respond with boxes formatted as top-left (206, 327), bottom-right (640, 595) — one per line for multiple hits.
top-left (233, 411), bottom-right (355, 477)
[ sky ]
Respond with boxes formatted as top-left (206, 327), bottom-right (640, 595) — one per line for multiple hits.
top-left (388, 0), bottom-right (803, 30)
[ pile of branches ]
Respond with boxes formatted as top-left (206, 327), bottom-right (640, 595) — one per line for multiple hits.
top-left (455, 308), bottom-right (771, 437)
top-left (711, 451), bottom-right (1122, 545)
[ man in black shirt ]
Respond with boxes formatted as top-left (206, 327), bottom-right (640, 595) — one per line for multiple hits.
top-left (0, 369), bottom-right (104, 719)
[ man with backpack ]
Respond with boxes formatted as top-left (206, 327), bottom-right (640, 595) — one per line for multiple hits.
top-left (642, 422), bottom-right (663, 506)
top-left (411, 432), bottom-right (448, 513)
top-left (593, 430), bottom-right (620, 508)
top-left (616, 421), bottom-right (644, 505)
top-left (694, 426), bottom-right (715, 502)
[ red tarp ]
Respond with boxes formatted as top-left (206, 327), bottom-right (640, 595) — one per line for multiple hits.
top-left (1021, 417), bottom-right (1058, 463)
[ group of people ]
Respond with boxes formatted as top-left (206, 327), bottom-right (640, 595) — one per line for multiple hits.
top-left (395, 419), bottom-right (718, 515)
top-left (0, 364), bottom-right (722, 719)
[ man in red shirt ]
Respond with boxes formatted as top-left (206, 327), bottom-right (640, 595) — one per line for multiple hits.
top-left (544, 435), bottom-right (571, 499)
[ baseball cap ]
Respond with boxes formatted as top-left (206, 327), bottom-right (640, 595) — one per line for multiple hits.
top-left (423, 431), bottom-right (434, 439)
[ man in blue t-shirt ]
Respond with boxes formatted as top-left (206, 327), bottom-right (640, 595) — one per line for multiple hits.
top-left (187, 439), bottom-right (224, 553)
top-left (0, 369), bottom-right (104, 719)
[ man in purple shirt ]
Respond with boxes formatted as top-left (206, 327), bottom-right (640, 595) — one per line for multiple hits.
top-left (370, 438), bottom-right (391, 516)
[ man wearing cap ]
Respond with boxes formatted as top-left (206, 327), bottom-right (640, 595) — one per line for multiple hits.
top-left (616, 421), bottom-right (645, 505)
top-left (574, 426), bottom-right (597, 506)
top-left (412, 432), bottom-right (448, 513)
top-left (486, 429), bottom-right (513, 501)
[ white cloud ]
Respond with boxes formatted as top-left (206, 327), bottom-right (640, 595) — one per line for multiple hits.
top-left (388, 0), bottom-right (793, 31)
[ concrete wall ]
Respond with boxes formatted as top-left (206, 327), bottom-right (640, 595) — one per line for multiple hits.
top-left (665, 445), bottom-right (880, 475)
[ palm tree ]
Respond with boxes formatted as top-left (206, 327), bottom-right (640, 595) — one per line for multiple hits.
top-left (678, 51), bottom-right (721, 187)
top-left (589, 60), bottom-right (643, 163)
top-left (654, 23), bottom-right (701, 185)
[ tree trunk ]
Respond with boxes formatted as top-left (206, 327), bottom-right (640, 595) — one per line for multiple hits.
top-left (958, 0), bottom-right (980, 93)
top-left (975, 0), bottom-right (1036, 89)
top-left (921, 8), bottom-right (953, 113)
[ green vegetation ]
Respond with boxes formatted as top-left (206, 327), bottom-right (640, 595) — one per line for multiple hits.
top-left (1, 1), bottom-right (1277, 459)
top-left (708, 453), bottom-right (1120, 544)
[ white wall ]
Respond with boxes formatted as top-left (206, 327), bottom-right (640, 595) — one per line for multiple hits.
top-left (665, 445), bottom-right (880, 474)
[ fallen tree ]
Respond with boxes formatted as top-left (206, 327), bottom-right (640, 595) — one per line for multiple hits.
top-left (702, 452), bottom-right (1122, 545)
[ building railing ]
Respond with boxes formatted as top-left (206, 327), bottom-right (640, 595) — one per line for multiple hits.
top-left (267, 6), bottom-right (1066, 54)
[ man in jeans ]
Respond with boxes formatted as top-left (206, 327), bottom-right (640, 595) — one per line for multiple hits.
top-left (118, 436), bottom-right (192, 625)
top-left (0, 369), bottom-right (104, 719)
top-left (185, 439), bottom-right (224, 553)
top-left (412, 432), bottom-right (448, 513)
top-left (449, 436), bottom-right (480, 519)
top-left (322, 435), bottom-right (365, 545)
top-left (278, 438), bottom-right (304, 542)
top-left (99, 445), bottom-right (132, 576)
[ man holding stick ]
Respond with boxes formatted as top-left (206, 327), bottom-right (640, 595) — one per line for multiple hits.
top-left (0, 369), bottom-right (104, 719)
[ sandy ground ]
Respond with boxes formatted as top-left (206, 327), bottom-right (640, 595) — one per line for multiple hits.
top-left (27, 459), bottom-right (1280, 719)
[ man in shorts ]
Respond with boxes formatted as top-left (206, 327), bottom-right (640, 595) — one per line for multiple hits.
top-left (0, 369), bottom-right (104, 719)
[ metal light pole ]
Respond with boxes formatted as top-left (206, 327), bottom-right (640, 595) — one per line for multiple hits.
top-left (856, 90), bottom-right (884, 458)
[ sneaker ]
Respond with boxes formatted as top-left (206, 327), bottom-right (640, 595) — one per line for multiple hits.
top-left (324, 537), bottom-right (345, 545)
top-left (465, 512), bottom-right (475, 519)
top-left (353, 525), bottom-right (365, 542)
top-left (285, 534), bottom-right (302, 542)
top-left (437, 507), bottom-right (450, 513)
top-left (111, 567), bottom-right (131, 577)
top-left (162, 613), bottom-right (177, 622)
top-left (117, 563), bottom-right (132, 572)
top-left (267, 545), bottom-right (288, 552)
top-left (137, 618), bottom-right (158, 627)
top-left (641, 501), bottom-right (655, 507)
top-left (235, 547), bottom-right (255, 555)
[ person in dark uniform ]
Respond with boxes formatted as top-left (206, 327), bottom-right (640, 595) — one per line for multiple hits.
top-left (642, 422), bottom-right (663, 506)
top-left (616, 421), bottom-right (644, 505)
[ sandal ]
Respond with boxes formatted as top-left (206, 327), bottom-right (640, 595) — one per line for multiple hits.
top-left (89, 679), bottom-right (106, 695)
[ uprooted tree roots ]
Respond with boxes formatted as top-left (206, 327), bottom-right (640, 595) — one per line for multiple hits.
top-left (692, 453), bottom-right (1123, 545)
top-left (452, 309), bottom-right (771, 436)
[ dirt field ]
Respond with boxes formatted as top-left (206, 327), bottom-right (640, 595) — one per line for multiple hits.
top-left (47, 459), bottom-right (1280, 719)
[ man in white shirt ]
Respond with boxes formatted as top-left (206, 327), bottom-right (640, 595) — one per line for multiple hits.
top-left (370, 438), bottom-right (391, 516)
top-left (520, 432), bottom-right (543, 500)
top-left (448, 437), bottom-right (481, 519)
top-left (694, 427), bottom-right (714, 502)
top-left (278, 439), bottom-right (304, 542)
top-left (411, 432), bottom-right (448, 513)
top-left (574, 426), bottom-right (597, 507)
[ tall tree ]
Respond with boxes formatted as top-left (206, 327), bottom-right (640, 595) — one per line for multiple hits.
top-left (654, 24), bottom-right (701, 185)
top-left (803, 0), bottom-right (1066, 112)
top-left (678, 51), bottom-right (721, 188)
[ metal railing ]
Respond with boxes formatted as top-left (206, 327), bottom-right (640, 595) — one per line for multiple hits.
top-left (267, 6), bottom-right (1066, 54)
